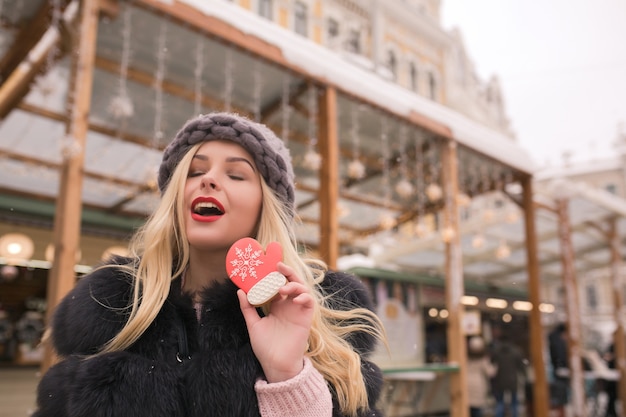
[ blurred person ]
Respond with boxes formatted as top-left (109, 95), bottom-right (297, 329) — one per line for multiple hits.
top-left (467, 336), bottom-right (497, 417)
top-left (602, 338), bottom-right (617, 417)
top-left (548, 323), bottom-right (569, 417)
top-left (491, 334), bottom-right (526, 417)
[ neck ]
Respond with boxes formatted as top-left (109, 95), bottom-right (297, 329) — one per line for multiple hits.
top-left (184, 249), bottom-right (229, 296)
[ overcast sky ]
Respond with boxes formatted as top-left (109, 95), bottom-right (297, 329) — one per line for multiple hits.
top-left (440, 0), bottom-right (626, 169)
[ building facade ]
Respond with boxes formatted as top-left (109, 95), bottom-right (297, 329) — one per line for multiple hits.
top-left (231, 0), bottom-right (514, 137)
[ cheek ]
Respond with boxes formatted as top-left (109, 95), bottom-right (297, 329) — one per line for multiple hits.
top-left (244, 188), bottom-right (263, 225)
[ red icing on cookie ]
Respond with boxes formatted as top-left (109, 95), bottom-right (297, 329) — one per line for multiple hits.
top-left (226, 237), bottom-right (283, 296)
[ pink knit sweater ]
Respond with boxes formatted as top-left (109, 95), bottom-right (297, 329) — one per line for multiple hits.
top-left (255, 357), bottom-right (332, 416)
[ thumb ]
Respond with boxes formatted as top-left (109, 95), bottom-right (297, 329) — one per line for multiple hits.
top-left (237, 289), bottom-right (261, 328)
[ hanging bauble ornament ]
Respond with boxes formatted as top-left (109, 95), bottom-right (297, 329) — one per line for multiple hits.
top-left (414, 221), bottom-right (430, 238)
top-left (379, 214), bottom-right (396, 230)
top-left (337, 203), bottom-right (350, 219)
top-left (471, 233), bottom-right (485, 249)
top-left (303, 149), bottom-right (322, 171)
top-left (440, 226), bottom-right (455, 243)
top-left (496, 240), bottom-right (511, 259)
top-left (347, 159), bottom-right (366, 179)
top-left (456, 193), bottom-right (471, 207)
top-left (395, 179), bottom-right (414, 199)
top-left (108, 94), bottom-right (135, 119)
top-left (506, 210), bottom-right (520, 224)
top-left (426, 183), bottom-right (443, 202)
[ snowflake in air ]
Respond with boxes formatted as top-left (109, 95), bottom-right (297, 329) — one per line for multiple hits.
top-left (228, 243), bottom-right (264, 282)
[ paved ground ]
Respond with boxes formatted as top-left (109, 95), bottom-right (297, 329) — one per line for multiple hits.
top-left (0, 366), bottom-right (604, 417)
top-left (0, 367), bottom-right (39, 417)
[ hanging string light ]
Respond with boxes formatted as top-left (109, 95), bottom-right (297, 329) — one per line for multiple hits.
top-left (503, 170), bottom-right (521, 223)
top-left (193, 34), bottom-right (205, 116)
top-left (379, 117), bottom-right (396, 230)
top-left (496, 239), bottom-right (511, 259)
top-left (281, 74), bottom-right (292, 144)
top-left (223, 49), bottom-right (234, 112)
top-left (480, 163), bottom-right (495, 221)
top-left (153, 20), bottom-right (168, 148)
top-left (347, 103), bottom-right (365, 180)
top-left (471, 233), bottom-right (485, 249)
top-left (456, 151), bottom-right (472, 208)
top-left (252, 60), bottom-right (263, 122)
top-left (108, 6), bottom-right (134, 120)
top-left (462, 152), bottom-right (485, 248)
top-left (414, 131), bottom-right (429, 237)
top-left (441, 226), bottom-right (456, 243)
top-left (425, 140), bottom-right (442, 202)
top-left (34, 0), bottom-right (61, 98)
top-left (394, 123), bottom-right (414, 199)
top-left (302, 85), bottom-right (321, 171)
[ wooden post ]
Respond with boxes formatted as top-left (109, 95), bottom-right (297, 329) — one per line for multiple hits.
top-left (441, 140), bottom-right (468, 417)
top-left (42, 0), bottom-right (100, 373)
top-left (555, 197), bottom-right (587, 417)
top-left (608, 217), bottom-right (626, 417)
top-left (522, 176), bottom-right (550, 417)
top-left (317, 86), bottom-right (339, 269)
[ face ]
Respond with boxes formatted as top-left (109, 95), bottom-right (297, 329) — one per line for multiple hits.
top-left (183, 140), bottom-right (263, 253)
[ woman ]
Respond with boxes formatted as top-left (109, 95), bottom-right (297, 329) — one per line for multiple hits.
top-left (466, 336), bottom-right (496, 417)
top-left (34, 112), bottom-right (385, 417)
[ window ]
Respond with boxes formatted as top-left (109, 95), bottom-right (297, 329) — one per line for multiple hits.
top-left (605, 183), bottom-right (617, 195)
top-left (410, 62), bottom-right (418, 92)
top-left (428, 71), bottom-right (437, 100)
top-left (585, 284), bottom-right (597, 311)
top-left (258, 0), bottom-right (272, 20)
top-left (294, 2), bottom-right (308, 36)
top-left (387, 50), bottom-right (397, 80)
top-left (327, 18), bottom-right (339, 40)
top-left (346, 29), bottom-right (360, 53)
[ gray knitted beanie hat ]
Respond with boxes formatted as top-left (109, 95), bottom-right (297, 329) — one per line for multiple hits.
top-left (158, 112), bottom-right (295, 212)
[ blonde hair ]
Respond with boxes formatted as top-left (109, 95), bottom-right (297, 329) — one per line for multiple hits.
top-left (96, 143), bottom-right (384, 416)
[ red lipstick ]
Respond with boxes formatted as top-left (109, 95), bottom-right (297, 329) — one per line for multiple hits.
top-left (190, 196), bottom-right (225, 222)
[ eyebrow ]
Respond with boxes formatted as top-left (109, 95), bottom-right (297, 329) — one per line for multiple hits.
top-left (192, 154), bottom-right (256, 172)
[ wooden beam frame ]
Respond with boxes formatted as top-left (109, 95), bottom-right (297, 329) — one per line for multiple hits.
top-left (317, 86), bottom-right (339, 268)
top-left (608, 217), bottom-right (626, 417)
top-left (522, 175), bottom-right (550, 417)
top-left (43, 0), bottom-right (100, 373)
top-left (555, 197), bottom-right (586, 417)
top-left (441, 140), bottom-right (468, 417)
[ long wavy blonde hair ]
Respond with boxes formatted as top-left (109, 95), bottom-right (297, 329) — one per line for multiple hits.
top-left (97, 143), bottom-right (385, 416)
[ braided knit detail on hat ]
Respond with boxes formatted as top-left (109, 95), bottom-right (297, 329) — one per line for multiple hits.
top-left (158, 113), bottom-right (295, 213)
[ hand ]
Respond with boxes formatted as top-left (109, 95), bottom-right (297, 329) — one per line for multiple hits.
top-left (237, 262), bottom-right (314, 383)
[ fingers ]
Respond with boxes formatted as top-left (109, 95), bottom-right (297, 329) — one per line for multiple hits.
top-left (278, 282), bottom-right (315, 308)
top-left (277, 262), bottom-right (304, 284)
top-left (275, 263), bottom-right (314, 307)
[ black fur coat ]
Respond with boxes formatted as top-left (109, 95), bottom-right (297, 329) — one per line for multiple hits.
top-left (34, 260), bottom-right (383, 417)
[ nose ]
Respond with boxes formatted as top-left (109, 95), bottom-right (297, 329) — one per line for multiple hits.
top-left (200, 172), bottom-right (220, 190)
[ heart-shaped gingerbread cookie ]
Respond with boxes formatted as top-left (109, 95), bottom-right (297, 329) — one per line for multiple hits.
top-left (226, 237), bottom-right (286, 306)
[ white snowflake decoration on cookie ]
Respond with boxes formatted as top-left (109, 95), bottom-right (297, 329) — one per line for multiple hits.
top-left (228, 243), bottom-right (264, 282)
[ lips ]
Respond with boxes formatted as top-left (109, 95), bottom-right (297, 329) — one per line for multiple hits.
top-left (191, 196), bottom-right (225, 222)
